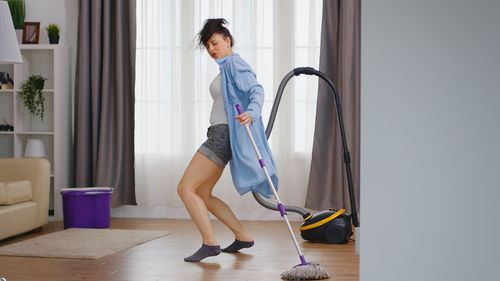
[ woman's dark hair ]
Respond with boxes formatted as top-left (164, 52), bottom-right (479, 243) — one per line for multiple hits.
top-left (197, 18), bottom-right (234, 48)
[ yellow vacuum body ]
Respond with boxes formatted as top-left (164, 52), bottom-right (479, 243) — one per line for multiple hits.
top-left (300, 208), bottom-right (353, 244)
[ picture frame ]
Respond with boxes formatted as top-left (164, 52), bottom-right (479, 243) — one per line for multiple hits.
top-left (22, 22), bottom-right (41, 44)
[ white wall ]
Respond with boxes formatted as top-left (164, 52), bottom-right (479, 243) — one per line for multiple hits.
top-left (361, 1), bottom-right (500, 280)
top-left (25, 0), bottom-right (78, 46)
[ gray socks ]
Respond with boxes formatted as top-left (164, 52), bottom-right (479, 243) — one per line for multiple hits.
top-left (184, 244), bottom-right (221, 262)
top-left (222, 239), bottom-right (255, 253)
top-left (184, 240), bottom-right (255, 262)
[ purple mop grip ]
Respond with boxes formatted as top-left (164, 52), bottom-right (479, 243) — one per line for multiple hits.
top-left (236, 104), bottom-right (243, 115)
top-left (277, 203), bottom-right (287, 216)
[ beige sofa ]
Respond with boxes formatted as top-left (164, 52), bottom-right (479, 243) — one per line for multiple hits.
top-left (0, 158), bottom-right (50, 241)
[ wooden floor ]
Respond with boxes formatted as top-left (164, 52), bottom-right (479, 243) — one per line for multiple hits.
top-left (0, 219), bottom-right (359, 281)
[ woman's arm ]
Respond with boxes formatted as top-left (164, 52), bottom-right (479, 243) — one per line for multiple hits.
top-left (231, 60), bottom-right (265, 123)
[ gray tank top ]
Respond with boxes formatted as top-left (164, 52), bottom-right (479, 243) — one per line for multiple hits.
top-left (209, 73), bottom-right (228, 125)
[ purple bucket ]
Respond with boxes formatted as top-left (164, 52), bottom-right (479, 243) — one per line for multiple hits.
top-left (60, 187), bottom-right (113, 229)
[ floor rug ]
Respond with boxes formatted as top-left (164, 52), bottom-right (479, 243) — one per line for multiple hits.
top-left (0, 228), bottom-right (170, 259)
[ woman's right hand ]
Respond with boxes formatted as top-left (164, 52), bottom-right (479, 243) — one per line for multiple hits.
top-left (234, 112), bottom-right (252, 125)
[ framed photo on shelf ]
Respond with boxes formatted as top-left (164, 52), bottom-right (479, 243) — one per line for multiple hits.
top-left (22, 22), bottom-right (41, 44)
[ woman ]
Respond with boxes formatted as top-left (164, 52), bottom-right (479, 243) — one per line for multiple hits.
top-left (177, 18), bottom-right (279, 262)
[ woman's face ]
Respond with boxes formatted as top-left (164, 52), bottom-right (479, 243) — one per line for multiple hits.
top-left (206, 33), bottom-right (232, 59)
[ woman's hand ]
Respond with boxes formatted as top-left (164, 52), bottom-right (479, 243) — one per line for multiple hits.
top-left (234, 112), bottom-right (252, 125)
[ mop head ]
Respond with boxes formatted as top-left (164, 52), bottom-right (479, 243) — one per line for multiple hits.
top-left (280, 263), bottom-right (330, 280)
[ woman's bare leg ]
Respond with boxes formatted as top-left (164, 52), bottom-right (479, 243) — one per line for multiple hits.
top-left (196, 171), bottom-right (253, 243)
top-left (177, 152), bottom-right (224, 246)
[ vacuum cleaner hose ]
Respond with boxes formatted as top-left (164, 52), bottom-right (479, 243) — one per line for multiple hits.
top-left (252, 67), bottom-right (359, 227)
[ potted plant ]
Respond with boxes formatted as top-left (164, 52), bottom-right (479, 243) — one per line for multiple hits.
top-left (45, 24), bottom-right (60, 44)
top-left (7, 0), bottom-right (25, 43)
top-left (19, 75), bottom-right (47, 122)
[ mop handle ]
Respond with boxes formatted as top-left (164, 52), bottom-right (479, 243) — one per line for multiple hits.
top-left (236, 104), bottom-right (306, 261)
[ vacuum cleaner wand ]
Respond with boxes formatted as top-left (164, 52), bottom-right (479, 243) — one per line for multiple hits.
top-left (252, 67), bottom-right (359, 228)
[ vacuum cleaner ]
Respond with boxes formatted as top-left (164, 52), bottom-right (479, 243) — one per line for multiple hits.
top-left (252, 67), bottom-right (360, 244)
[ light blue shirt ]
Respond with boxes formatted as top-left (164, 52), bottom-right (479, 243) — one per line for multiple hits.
top-left (216, 53), bottom-right (278, 198)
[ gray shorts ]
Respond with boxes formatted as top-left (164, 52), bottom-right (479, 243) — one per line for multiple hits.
top-left (197, 124), bottom-right (232, 168)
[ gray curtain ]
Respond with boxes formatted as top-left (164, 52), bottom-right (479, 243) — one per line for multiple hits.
top-left (305, 0), bottom-right (360, 213)
top-left (74, 0), bottom-right (137, 207)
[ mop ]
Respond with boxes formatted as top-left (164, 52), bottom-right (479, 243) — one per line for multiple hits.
top-left (236, 104), bottom-right (330, 280)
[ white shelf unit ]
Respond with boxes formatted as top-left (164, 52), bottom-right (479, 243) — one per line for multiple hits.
top-left (0, 44), bottom-right (72, 220)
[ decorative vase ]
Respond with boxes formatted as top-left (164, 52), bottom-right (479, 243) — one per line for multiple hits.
top-left (48, 34), bottom-right (60, 44)
top-left (25, 138), bottom-right (46, 158)
top-left (34, 78), bottom-right (46, 89)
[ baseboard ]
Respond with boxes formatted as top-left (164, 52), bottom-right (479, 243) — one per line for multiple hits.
top-left (110, 205), bottom-right (304, 221)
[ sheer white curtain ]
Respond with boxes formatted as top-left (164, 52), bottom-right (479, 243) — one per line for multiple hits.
top-left (116, 0), bottom-right (322, 220)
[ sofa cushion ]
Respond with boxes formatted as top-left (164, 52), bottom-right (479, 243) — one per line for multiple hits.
top-left (0, 201), bottom-right (38, 240)
top-left (0, 181), bottom-right (33, 205)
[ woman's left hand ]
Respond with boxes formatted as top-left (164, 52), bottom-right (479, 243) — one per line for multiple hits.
top-left (234, 112), bottom-right (252, 125)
